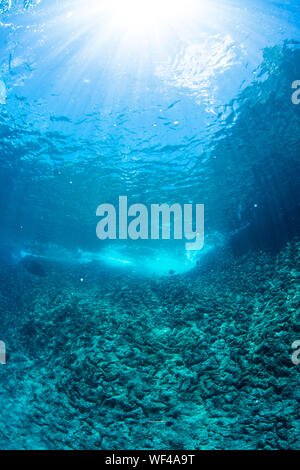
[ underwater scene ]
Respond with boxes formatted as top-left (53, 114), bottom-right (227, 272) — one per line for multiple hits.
top-left (0, 0), bottom-right (299, 451)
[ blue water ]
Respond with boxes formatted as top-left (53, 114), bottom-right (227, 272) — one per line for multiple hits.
top-left (0, 0), bottom-right (299, 450)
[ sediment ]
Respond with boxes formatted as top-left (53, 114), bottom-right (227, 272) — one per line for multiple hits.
top-left (0, 240), bottom-right (299, 450)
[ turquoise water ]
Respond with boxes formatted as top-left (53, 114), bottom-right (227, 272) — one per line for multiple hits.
top-left (0, 0), bottom-right (299, 450)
